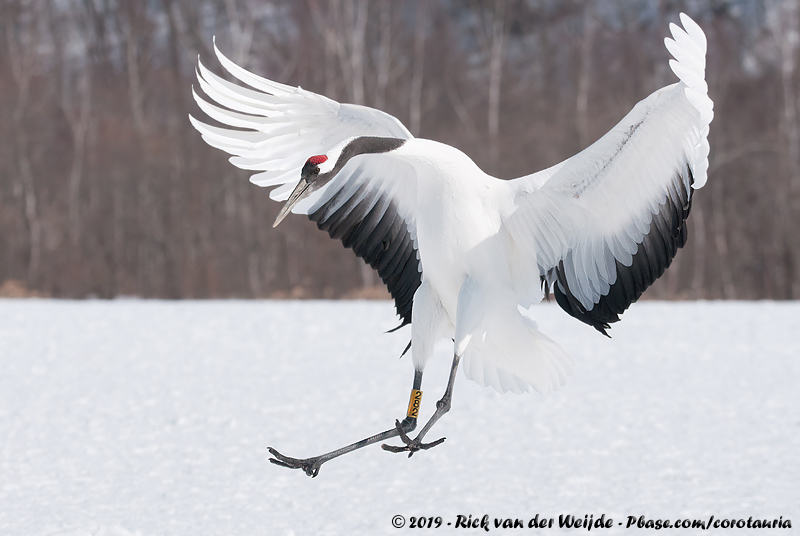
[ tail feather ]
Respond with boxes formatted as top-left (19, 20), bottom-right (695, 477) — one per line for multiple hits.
top-left (461, 315), bottom-right (574, 394)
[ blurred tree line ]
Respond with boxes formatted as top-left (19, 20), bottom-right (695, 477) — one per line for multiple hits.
top-left (0, 0), bottom-right (798, 300)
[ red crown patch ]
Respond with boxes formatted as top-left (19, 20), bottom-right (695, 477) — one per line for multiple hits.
top-left (307, 155), bottom-right (328, 165)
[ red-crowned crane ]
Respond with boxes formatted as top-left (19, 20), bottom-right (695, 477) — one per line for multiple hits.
top-left (191, 13), bottom-right (713, 477)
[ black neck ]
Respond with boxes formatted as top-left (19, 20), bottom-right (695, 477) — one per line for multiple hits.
top-left (329, 136), bottom-right (406, 177)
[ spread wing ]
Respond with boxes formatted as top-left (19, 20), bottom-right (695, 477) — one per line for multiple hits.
top-left (305, 150), bottom-right (420, 326)
top-left (503, 13), bottom-right (713, 334)
top-left (189, 44), bottom-right (420, 325)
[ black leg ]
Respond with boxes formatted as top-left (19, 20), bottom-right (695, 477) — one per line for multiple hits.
top-left (268, 368), bottom-right (423, 477)
top-left (382, 352), bottom-right (461, 457)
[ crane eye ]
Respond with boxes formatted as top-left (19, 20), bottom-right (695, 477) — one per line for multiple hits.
top-left (315, 166), bottom-right (320, 174)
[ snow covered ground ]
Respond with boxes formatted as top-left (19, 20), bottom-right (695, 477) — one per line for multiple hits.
top-left (0, 299), bottom-right (798, 535)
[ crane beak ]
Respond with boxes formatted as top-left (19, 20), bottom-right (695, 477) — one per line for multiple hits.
top-left (273, 177), bottom-right (312, 228)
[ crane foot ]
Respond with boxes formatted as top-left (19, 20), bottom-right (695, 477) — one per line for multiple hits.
top-left (268, 447), bottom-right (323, 478)
top-left (381, 419), bottom-right (445, 458)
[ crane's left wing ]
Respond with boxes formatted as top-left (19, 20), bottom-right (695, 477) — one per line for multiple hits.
top-left (503, 13), bottom-right (713, 334)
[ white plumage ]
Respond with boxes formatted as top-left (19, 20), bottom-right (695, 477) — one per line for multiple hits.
top-left (191, 14), bottom-right (713, 474)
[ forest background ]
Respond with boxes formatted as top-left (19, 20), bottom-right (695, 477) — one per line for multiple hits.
top-left (1, 0), bottom-right (797, 302)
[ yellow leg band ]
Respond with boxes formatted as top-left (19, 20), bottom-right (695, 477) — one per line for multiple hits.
top-left (406, 389), bottom-right (422, 419)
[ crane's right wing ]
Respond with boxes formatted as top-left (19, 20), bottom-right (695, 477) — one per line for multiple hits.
top-left (189, 41), bottom-right (412, 202)
top-left (189, 45), bottom-right (420, 326)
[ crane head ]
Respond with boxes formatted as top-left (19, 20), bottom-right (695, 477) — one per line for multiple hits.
top-left (271, 136), bottom-right (399, 228)
top-left (273, 154), bottom-right (331, 228)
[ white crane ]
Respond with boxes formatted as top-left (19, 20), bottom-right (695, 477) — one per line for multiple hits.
top-left (191, 13), bottom-right (712, 477)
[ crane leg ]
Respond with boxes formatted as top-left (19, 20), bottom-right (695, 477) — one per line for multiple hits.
top-left (381, 351), bottom-right (461, 457)
top-left (268, 368), bottom-right (423, 477)
top-left (382, 277), bottom-right (480, 456)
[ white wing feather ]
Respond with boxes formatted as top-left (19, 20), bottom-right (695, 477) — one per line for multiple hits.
top-left (504, 13), bottom-right (713, 313)
top-left (189, 42), bottom-right (412, 203)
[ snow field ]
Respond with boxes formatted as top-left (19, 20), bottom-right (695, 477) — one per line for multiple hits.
top-left (0, 300), bottom-right (798, 535)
